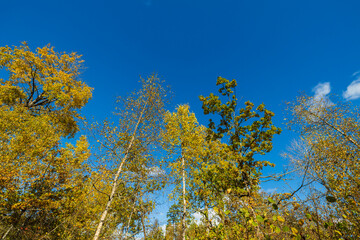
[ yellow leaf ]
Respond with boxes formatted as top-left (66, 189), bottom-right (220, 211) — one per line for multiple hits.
top-left (291, 227), bottom-right (298, 235)
top-left (277, 216), bottom-right (285, 222)
top-left (334, 230), bottom-right (342, 236)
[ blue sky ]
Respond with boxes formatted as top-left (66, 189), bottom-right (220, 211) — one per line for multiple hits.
top-left (2, 0), bottom-right (360, 228)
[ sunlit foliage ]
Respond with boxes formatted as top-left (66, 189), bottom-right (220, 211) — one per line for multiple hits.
top-left (0, 43), bottom-right (93, 239)
top-left (2, 43), bottom-right (360, 240)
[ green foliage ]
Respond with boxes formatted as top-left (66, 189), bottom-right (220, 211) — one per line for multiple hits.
top-left (199, 76), bottom-right (281, 194)
top-left (193, 77), bottom-right (281, 238)
top-left (164, 77), bottom-right (282, 240)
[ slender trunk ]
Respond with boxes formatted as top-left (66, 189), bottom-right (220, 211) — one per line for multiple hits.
top-left (205, 204), bottom-right (210, 236)
top-left (181, 156), bottom-right (186, 240)
top-left (141, 212), bottom-right (147, 240)
top-left (124, 211), bottom-right (134, 240)
top-left (124, 197), bottom-right (140, 240)
top-left (1, 225), bottom-right (12, 240)
top-left (173, 221), bottom-right (176, 240)
top-left (93, 103), bottom-right (147, 240)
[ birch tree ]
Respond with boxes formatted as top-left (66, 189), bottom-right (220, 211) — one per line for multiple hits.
top-left (162, 105), bottom-right (206, 240)
top-left (92, 75), bottom-right (167, 240)
top-left (286, 95), bottom-right (360, 238)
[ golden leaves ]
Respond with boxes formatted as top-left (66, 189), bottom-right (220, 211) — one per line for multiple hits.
top-left (0, 42), bottom-right (92, 138)
top-left (0, 43), bottom-right (94, 238)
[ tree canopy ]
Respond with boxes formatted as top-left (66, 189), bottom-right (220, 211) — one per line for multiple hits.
top-left (1, 43), bottom-right (360, 240)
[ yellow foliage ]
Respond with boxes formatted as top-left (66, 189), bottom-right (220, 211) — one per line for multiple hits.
top-left (0, 43), bottom-right (94, 239)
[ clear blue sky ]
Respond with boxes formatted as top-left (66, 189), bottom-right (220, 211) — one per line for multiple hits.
top-left (2, 0), bottom-right (360, 227)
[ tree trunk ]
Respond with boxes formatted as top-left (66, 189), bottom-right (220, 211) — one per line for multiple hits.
top-left (1, 225), bottom-right (12, 240)
top-left (93, 104), bottom-right (147, 240)
top-left (205, 204), bottom-right (210, 236)
top-left (181, 156), bottom-right (186, 240)
top-left (173, 221), bottom-right (176, 240)
top-left (141, 212), bottom-right (147, 240)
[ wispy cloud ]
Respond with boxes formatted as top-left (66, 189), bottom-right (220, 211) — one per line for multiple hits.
top-left (352, 71), bottom-right (360, 77)
top-left (312, 82), bottom-right (331, 100)
top-left (264, 188), bottom-right (277, 194)
top-left (299, 82), bottom-right (333, 122)
top-left (343, 73), bottom-right (360, 100)
top-left (147, 166), bottom-right (165, 177)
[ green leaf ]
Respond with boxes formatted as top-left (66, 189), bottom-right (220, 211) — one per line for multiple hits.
top-left (324, 222), bottom-right (329, 229)
top-left (256, 215), bottom-right (264, 223)
top-left (251, 221), bottom-right (259, 227)
top-left (264, 235), bottom-right (272, 240)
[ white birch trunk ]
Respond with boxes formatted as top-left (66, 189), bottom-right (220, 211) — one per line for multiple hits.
top-left (93, 104), bottom-right (147, 240)
top-left (181, 156), bottom-right (186, 240)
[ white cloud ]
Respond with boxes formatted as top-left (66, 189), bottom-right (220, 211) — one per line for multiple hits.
top-left (193, 209), bottom-right (219, 225)
top-left (160, 224), bottom-right (167, 235)
top-left (343, 79), bottom-right (360, 100)
top-left (147, 166), bottom-right (165, 177)
top-left (298, 82), bottom-right (333, 123)
top-left (312, 82), bottom-right (331, 100)
top-left (352, 71), bottom-right (360, 77)
top-left (193, 212), bottom-right (202, 224)
top-left (259, 187), bottom-right (277, 194)
top-left (265, 188), bottom-right (278, 194)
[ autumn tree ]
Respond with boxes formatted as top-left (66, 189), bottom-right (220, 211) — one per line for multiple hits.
top-left (187, 138), bottom-right (225, 237)
top-left (147, 219), bottom-right (164, 240)
top-left (165, 203), bottom-right (182, 240)
top-left (162, 105), bottom-right (206, 240)
top-left (286, 95), bottom-right (360, 238)
top-left (92, 75), bottom-right (168, 240)
top-left (197, 77), bottom-right (281, 237)
top-left (0, 43), bottom-right (93, 239)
